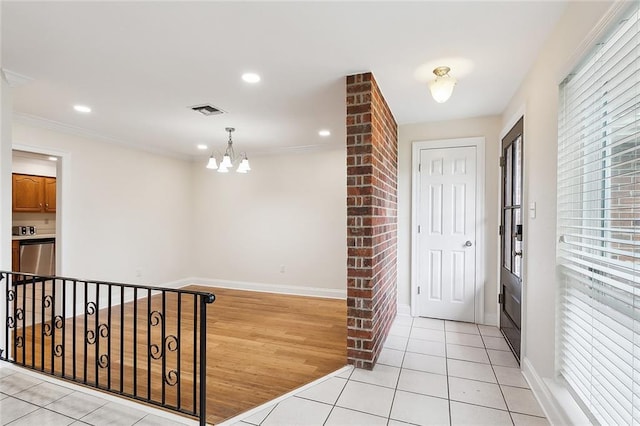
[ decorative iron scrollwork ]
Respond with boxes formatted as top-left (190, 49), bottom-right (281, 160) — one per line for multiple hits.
top-left (98, 323), bottom-right (109, 338)
top-left (15, 336), bottom-right (23, 348)
top-left (7, 316), bottom-right (15, 329)
top-left (149, 310), bottom-right (163, 326)
top-left (164, 369), bottom-right (179, 386)
top-left (166, 335), bottom-right (179, 352)
top-left (86, 301), bottom-right (97, 315)
top-left (16, 309), bottom-right (24, 321)
top-left (44, 323), bottom-right (53, 337)
top-left (43, 295), bottom-right (53, 308)
top-left (149, 343), bottom-right (162, 360)
top-left (54, 344), bottom-right (63, 357)
top-left (97, 354), bottom-right (109, 368)
top-left (86, 329), bottom-right (96, 345)
top-left (54, 315), bottom-right (64, 329)
top-left (7, 289), bottom-right (15, 301)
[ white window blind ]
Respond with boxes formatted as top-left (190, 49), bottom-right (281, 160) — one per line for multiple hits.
top-left (557, 4), bottom-right (640, 425)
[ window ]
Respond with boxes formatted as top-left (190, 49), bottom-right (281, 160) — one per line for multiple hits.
top-left (557, 4), bottom-right (639, 425)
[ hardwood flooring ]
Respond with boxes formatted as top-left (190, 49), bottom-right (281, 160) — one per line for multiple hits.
top-left (9, 285), bottom-right (347, 424)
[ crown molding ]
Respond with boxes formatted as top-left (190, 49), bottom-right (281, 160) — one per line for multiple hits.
top-left (13, 112), bottom-right (190, 161)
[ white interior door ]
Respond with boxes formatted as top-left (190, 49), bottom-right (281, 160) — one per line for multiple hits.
top-left (416, 146), bottom-right (477, 322)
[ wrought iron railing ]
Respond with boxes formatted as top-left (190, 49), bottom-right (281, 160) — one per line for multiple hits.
top-left (0, 271), bottom-right (215, 425)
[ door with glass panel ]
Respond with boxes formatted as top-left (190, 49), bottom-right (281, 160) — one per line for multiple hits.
top-left (499, 117), bottom-right (523, 361)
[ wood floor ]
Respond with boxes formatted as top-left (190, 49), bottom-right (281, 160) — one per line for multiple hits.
top-left (10, 285), bottom-right (347, 424)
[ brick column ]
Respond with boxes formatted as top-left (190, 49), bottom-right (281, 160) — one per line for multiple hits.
top-left (346, 72), bottom-right (398, 369)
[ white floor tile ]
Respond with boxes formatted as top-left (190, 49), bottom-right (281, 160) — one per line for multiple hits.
top-left (445, 321), bottom-right (479, 335)
top-left (350, 364), bottom-right (400, 388)
top-left (450, 401), bottom-right (512, 426)
top-left (336, 380), bottom-right (395, 418)
top-left (393, 316), bottom-right (414, 327)
top-left (0, 367), bottom-right (16, 379)
top-left (502, 386), bottom-right (545, 417)
top-left (446, 331), bottom-right (485, 348)
top-left (478, 325), bottom-right (503, 337)
top-left (378, 348), bottom-right (405, 368)
top-left (262, 397), bottom-right (331, 426)
top-left (242, 405), bottom-right (276, 425)
top-left (80, 401), bottom-right (147, 426)
top-left (493, 365), bottom-right (529, 388)
top-left (412, 317), bottom-right (444, 331)
top-left (410, 327), bottom-right (445, 343)
top-left (447, 359), bottom-right (496, 383)
top-left (384, 335), bottom-right (409, 351)
top-left (402, 351), bottom-right (447, 375)
top-left (511, 413), bottom-right (550, 426)
top-left (482, 336), bottom-right (511, 351)
top-left (396, 369), bottom-right (448, 399)
top-left (296, 377), bottom-right (347, 404)
top-left (390, 390), bottom-right (449, 426)
top-left (0, 393), bottom-right (6, 401)
top-left (324, 406), bottom-right (387, 425)
top-left (447, 344), bottom-right (490, 364)
top-left (45, 391), bottom-right (108, 419)
top-left (0, 373), bottom-right (42, 395)
top-left (406, 339), bottom-right (446, 357)
top-left (0, 397), bottom-right (39, 424)
top-left (14, 381), bottom-right (74, 406)
top-left (8, 408), bottom-right (75, 426)
top-left (336, 366), bottom-right (354, 379)
top-left (389, 324), bottom-right (411, 338)
top-left (449, 376), bottom-right (507, 410)
top-left (388, 421), bottom-right (415, 426)
top-left (488, 349), bottom-right (519, 367)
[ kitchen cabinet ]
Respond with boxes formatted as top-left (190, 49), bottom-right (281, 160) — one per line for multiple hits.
top-left (12, 174), bottom-right (56, 213)
top-left (12, 240), bottom-right (19, 272)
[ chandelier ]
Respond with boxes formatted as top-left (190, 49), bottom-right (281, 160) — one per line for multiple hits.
top-left (206, 127), bottom-right (251, 173)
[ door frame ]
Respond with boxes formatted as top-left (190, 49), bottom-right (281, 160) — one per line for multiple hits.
top-left (411, 137), bottom-right (486, 323)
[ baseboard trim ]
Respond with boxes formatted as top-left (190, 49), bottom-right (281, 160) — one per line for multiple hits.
top-left (521, 357), bottom-right (592, 426)
top-left (483, 312), bottom-right (497, 326)
top-left (397, 303), bottom-right (411, 316)
top-left (174, 277), bottom-right (346, 299)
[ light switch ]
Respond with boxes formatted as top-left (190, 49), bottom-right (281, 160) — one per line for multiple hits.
top-left (529, 201), bottom-right (536, 219)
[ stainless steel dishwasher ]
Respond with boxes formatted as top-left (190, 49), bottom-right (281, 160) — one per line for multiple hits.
top-left (19, 238), bottom-right (55, 275)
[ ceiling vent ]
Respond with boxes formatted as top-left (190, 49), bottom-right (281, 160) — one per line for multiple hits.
top-left (190, 104), bottom-right (225, 116)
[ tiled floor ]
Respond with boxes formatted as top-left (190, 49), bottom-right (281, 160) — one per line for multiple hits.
top-left (226, 316), bottom-right (549, 426)
top-left (0, 316), bottom-right (549, 426)
top-left (0, 365), bottom-right (191, 425)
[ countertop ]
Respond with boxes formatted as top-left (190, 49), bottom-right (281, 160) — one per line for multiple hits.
top-left (12, 234), bottom-right (56, 241)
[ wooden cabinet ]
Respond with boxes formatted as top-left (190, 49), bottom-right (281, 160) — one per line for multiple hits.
top-left (12, 240), bottom-right (20, 272)
top-left (12, 174), bottom-right (56, 213)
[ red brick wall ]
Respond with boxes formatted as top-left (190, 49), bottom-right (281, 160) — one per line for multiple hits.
top-left (346, 72), bottom-right (398, 369)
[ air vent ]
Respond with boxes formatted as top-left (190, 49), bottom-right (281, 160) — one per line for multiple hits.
top-left (189, 104), bottom-right (225, 116)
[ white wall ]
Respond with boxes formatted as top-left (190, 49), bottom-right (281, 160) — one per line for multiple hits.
top-left (12, 122), bottom-right (194, 286)
top-left (398, 116), bottom-right (502, 322)
top-left (191, 147), bottom-right (347, 295)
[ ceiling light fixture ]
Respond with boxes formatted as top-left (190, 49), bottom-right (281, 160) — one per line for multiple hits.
top-left (48, 157), bottom-right (58, 161)
top-left (241, 72), bottom-right (261, 83)
top-left (428, 66), bottom-right (457, 103)
top-left (318, 130), bottom-right (331, 137)
top-left (197, 144), bottom-right (208, 150)
top-left (73, 104), bottom-right (92, 113)
top-left (206, 127), bottom-right (251, 174)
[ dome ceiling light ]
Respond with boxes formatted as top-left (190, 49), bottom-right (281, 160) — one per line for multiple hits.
top-left (428, 66), bottom-right (457, 103)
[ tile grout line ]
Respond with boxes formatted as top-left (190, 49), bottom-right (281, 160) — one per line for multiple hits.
top-left (386, 316), bottom-right (412, 425)
top-left (321, 372), bottom-right (351, 426)
top-left (480, 327), bottom-right (516, 426)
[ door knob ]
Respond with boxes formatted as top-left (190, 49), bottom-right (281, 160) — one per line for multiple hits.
top-left (464, 240), bottom-right (473, 247)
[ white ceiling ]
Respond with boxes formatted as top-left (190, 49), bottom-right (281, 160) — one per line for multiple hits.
top-left (2, 1), bottom-right (567, 159)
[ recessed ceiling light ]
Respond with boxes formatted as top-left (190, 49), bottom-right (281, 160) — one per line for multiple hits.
top-left (48, 157), bottom-right (58, 161)
top-left (73, 105), bottom-right (91, 113)
top-left (197, 144), bottom-right (208, 150)
top-left (242, 73), bottom-right (261, 83)
top-left (318, 130), bottom-right (331, 137)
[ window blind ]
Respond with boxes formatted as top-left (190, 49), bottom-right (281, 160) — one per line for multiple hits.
top-left (557, 4), bottom-right (640, 425)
